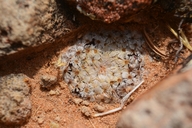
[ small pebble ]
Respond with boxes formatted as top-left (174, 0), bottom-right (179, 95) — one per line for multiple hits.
top-left (55, 89), bottom-right (61, 96)
top-left (94, 104), bottom-right (105, 112)
top-left (49, 90), bottom-right (56, 95)
top-left (50, 121), bottom-right (59, 128)
top-left (55, 116), bottom-right (60, 122)
top-left (81, 106), bottom-right (91, 117)
top-left (59, 82), bottom-right (66, 89)
top-left (40, 74), bottom-right (57, 89)
top-left (81, 100), bottom-right (90, 106)
top-left (37, 117), bottom-right (44, 124)
top-left (73, 98), bottom-right (83, 105)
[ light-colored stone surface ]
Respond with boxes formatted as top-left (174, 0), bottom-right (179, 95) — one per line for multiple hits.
top-left (73, 98), bottom-right (83, 105)
top-left (40, 74), bottom-right (57, 89)
top-left (0, 0), bottom-right (75, 56)
top-left (81, 106), bottom-right (92, 117)
top-left (117, 67), bottom-right (192, 128)
top-left (94, 104), bottom-right (105, 112)
top-left (0, 74), bottom-right (31, 126)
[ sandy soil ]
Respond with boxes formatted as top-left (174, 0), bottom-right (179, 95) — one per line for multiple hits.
top-left (0, 11), bottom-right (191, 128)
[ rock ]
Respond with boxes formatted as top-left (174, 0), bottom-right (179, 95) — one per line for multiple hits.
top-left (178, 54), bottom-right (192, 73)
top-left (0, 0), bottom-right (75, 56)
top-left (40, 74), bottom-right (57, 89)
top-left (73, 98), bottom-right (83, 105)
top-left (116, 68), bottom-right (192, 128)
top-left (81, 106), bottom-right (91, 117)
top-left (81, 100), bottom-right (89, 106)
top-left (93, 104), bottom-right (105, 112)
top-left (50, 121), bottom-right (59, 128)
top-left (49, 90), bottom-right (57, 96)
top-left (59, 82), bottom-right (67, 90)
top-left (0, 74), bottom-right (31, 126)
top-left (76, 0), bottom-right (153, 23)
top-left (37, 117), bottom-right (44, 125)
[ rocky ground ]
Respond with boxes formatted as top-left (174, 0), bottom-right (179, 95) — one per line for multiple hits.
top-left (0, 0), bottom-right (192, 128)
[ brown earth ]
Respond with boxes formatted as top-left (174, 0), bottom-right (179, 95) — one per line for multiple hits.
top-left (0, 6), bottom-right (191, 128)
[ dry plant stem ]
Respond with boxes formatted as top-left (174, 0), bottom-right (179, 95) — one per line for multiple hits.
top-left (167, 24), bottom-right (192, 51)
top-left (174, 19), bottom-right (184, 62)
top-left (143, 28), bottom-right (168, 58)
top-left (93, 80), bottom-right (144, 117)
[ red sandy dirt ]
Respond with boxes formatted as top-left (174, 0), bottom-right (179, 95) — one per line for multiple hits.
top-left (0, 16), bottom-right (191, 128)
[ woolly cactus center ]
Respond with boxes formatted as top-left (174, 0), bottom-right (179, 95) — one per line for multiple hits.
top-left (59, 30), bottom-right (146, 103)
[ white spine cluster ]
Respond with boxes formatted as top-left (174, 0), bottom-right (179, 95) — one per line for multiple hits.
top-left (58, 29), bottom-right (145, 103)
